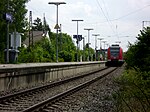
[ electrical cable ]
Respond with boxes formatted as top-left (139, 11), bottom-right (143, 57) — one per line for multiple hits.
top-left (104, 4), bottom-right (150, 21)
top-left (96, 0), bottom-right (119, 38)
top-left (84, 4), bottom-right (150, 25)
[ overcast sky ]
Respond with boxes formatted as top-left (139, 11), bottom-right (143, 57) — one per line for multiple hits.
top-left (26, 0), bottom-right (150, 51)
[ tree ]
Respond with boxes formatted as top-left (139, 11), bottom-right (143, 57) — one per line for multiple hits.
top-left (0, 0), bottom-right (29, 63)
top-left (83, 43), bottom-right (95, 61)
top-left (18, 38), bottom-right (56, 62)
top-left (58, 33), bottom-right (76, 62)
top-left (0, 0), bottom-right (9, 63)
top-left (125, 27), bottom-right (150, 72)
top-left (32, 17), bottom-right (43, 31)
top-left (10, 0), bottom-right (29, 32)
top-left (18, 32), bottom-right (77, 63)
top-left (114, 27), bottom-right (150, 112)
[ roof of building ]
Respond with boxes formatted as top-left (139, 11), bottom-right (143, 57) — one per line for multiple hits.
top-left (22, 31), bottom-right (48, 46)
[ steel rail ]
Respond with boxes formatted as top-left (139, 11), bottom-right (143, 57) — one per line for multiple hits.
top-left (0, 67), bottom-right (108, 102)
top-left (23, 67), bottom-right (118, 112)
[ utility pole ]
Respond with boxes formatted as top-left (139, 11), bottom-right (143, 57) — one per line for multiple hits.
top-left (43, 13), bottom-right (46, 34)
top-left (72, 19), bottom-right (83, 62)
top-left (92, 34), bottom-right (100, 61)
top-left (84, 28), bottom-right (93, 61)
top-left (29, 11), bottom-right (33, 49)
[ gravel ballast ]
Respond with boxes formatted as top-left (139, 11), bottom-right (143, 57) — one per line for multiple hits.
top-left (53, 66), bottom-right (125, 112)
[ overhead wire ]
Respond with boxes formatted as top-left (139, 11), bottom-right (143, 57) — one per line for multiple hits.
top-left (26, 1), bottom-right (150, 40)
top-left (96, 0), bottom-right (119, 38)
top-left (110, 4), bottom-right (150, 21)
top-left (101, 0), bottom-right (110, 22)
top-left (101, 0), bottom-right (119, 39)
top-left (84, 3), bottom-right (150, 28)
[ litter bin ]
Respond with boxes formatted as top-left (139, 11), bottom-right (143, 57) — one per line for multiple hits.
top-left (4, 49), bottom-right (19, 63)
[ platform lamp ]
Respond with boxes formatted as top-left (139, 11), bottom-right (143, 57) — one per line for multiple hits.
top-left (48, 2), bottom-right (66, 62)
top-left (72, 19), bottom-right (83, 62)
top-left (84, 28), bottom-right (93, 61)
top-left (92, 34), bottom-right (100, 61)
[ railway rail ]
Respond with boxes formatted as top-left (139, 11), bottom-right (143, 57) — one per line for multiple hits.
top-left (0, 67), bottom-right (117, 112)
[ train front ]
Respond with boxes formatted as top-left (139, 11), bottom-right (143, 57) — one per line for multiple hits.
top-left (106, 44), bottom-right (124, 66)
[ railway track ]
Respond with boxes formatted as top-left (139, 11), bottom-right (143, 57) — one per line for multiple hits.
top-left (0, 67), bottom-right (117, 112)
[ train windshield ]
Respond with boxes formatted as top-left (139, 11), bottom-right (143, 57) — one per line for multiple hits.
top-left (110, 47), bottom-right (120, 57)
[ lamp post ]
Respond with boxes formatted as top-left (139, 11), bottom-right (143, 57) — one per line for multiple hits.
top-left (98, 38), bottom-right (104, 50)
top-left (72, 19), bottom-right (83, 62)
top-left (102, 40), bottom-right (107, 61)
top-left (6, 0), bottom-right (10, 63)
top-left (82, 37), bottom-right (84, 61)
top-left (98, 38), bottom-right (103, 61)
top-left (84, 28), bottom-right (93, 61)
top-left (102, 40), bottom-right (107, 50)
top-left (92, 34), bottom-right (100, 61)
top-left (106, 43), bottom-right (109, 48)
top-left (82, 36), bottom-right (86, 61)
top-left (48, 2), bottom-right (66, 62)
top-left (6, 19), bottom-right (10, 64)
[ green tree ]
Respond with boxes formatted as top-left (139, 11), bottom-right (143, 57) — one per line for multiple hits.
top-left (32, 17), bottom-right (43, 31)
top-left (58, 33), bottom-right (76, 62)
top-left (82, 43), bottom-right (95, 61)
top-left (114, 27), bottom-right (150, 112)
top-left (18, 38), bottom-right (55, 63)
top-left (125, 27), bottom-right (150, 71)
top-left (18, 32), bottom-right (77, 63)
top-left (10, 0), bottom-right (29, 32)
top-left (0, 0), bottom-right (29, 63)
top-left (0, 0), bottom-right (9, 63)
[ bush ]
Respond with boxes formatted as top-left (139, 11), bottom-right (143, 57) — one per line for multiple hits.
top-left (114, 69), bottom-right (150, 112)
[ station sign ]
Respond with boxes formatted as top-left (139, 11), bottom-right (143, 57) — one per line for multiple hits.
top-left (73, 35), bottom-right (82, 41)
top-left (3, 13), bottom-right (13, 23)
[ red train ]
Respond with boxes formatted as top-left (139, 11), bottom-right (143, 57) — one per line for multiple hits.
top-left (106, 44), bottom-right (124, 66)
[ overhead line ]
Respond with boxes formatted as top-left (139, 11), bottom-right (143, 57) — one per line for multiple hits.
top-left (101, 0), bottom-right (110, 21)
top-left (111, 4), bottom-right (150, 21)
top-left (96, 0), bottom-right (118, 37)
top-left (85, 4), bottom-right (150, 25)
